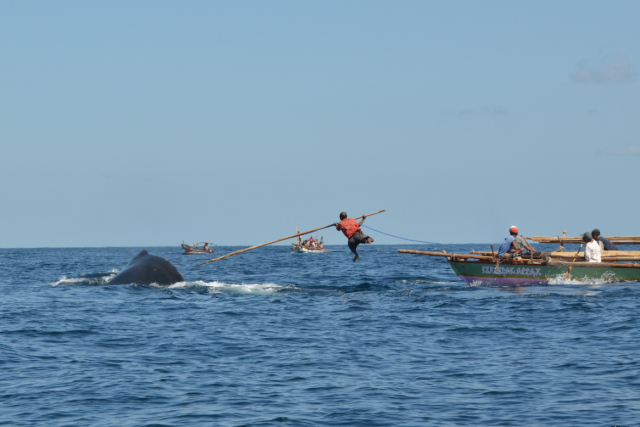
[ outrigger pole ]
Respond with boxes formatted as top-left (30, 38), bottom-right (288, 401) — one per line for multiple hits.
top-left (197, 210), bottom-right (386, 266)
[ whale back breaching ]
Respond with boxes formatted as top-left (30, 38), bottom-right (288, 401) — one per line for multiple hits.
top-left (109, 250), bottom-right (184, 286)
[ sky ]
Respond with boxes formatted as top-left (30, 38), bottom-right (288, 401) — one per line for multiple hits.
top-left (1, 1), bottom-right (639, 247)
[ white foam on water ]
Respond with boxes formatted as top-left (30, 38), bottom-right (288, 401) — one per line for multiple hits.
top-left (547, 271), bottom-right (617, 286)
top-left (582, 290), bottom-right (602, 296)
top-left (166, 280), bottom-right (288, 294)
top-left (51, 270), bottom-right (118, 287)
top-left (51, 277), bottom-right (89, 287)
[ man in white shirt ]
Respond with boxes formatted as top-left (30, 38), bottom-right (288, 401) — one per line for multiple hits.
top-left (583, 232), bottom-right (601, 263)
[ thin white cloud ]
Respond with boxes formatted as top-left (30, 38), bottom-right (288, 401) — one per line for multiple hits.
top-left (572, 54), bottom-right (636, 83)
top-left (596, 146), bottom-right (640, 156)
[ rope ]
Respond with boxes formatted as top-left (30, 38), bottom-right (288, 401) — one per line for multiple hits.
top-left (361, 225), bottom-right (472, 252)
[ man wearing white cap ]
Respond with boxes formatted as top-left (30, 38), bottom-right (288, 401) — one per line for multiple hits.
top-left (497, 225), bottom-right (526, 258)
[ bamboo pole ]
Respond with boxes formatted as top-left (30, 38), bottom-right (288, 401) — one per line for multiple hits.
top-left (547, 260), bottom-right (640, 268)
top-left (398, 249), bottom-right (495, 261)
top-left (198, 210), bottom-right (386, 266)
top-left (549, 250), bottom-right (640, 258)
top-left (530, 236), bottom-right (640, 244)
top-left (533, 236), bottom-right (640, 240)
top-left (464, 250), bottom-right (640, 263)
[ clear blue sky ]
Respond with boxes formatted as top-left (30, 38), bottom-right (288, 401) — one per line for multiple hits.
top-left (1, 1), bottom-right (638, 247)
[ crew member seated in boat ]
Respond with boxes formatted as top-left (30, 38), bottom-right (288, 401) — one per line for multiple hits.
top-left (514, 232), bottom-right (536, 254)
top-left (583, 232), bottom-right (601, 262)
top-left (334, 212), bottom-right (374, 262)
top-left (203, 243), bottom-right (209, 251)
top-left (497, 226), bottom-right (525, 258)
top-left (309, 237), bottom-right (315, 247)
top-left (592, 229), bottom-right (619, 251)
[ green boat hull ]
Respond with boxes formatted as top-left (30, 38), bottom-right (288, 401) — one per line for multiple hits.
top-left (449, 260), bottom-right (640, 286)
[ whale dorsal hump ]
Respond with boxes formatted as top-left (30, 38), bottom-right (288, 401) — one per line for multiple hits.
top-left (132, 250), bottom-right (150, 261)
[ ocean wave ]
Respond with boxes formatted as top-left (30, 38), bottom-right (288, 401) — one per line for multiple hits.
top-left (51, 270), bottom-right (117, 287)
top-left (165, 281), bottom-right (289, 294)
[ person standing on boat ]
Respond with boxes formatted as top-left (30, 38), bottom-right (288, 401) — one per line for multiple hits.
top-left (583, 232), bottom-right (602, 262)
top-left (334, 212), bottom-right (374, 262)
top-left (319, 237), bottom-right (324, 249)
top-left (497, 226), bottom-right (524, 257)
top-left (592, 229), bottom-right (619, 251)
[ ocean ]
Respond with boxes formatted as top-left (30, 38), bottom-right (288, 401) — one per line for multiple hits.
top-left (1, 244), bottom-right (639, 426)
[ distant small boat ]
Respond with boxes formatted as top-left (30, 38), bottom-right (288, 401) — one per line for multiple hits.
top-left (181, 242), bottom-right (216, 255)
top-left (291, 243), bottom-right (330, 253)
top-left (291, 222), bottom-right (329, 253)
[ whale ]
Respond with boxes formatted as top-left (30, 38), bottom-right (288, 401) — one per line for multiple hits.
top-left (109, 250), bottom-right (184, 286)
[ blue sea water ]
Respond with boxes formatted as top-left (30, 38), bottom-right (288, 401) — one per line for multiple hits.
top-left (1, 244), bottom-right (640, 426)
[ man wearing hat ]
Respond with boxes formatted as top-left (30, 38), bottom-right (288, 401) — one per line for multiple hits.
top-left (497, 226), bottom-right (525, 257)
top-left (583, 231), bottom-right (601, 262)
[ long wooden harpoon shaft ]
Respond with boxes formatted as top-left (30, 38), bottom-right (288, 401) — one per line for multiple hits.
top-left (198, 209), bottom-right (386, 266)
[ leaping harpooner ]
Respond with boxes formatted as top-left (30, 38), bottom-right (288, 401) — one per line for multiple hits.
top-left (334, 212), bottom-right (374, 262)
top-left (197, 209), bottom-right (385, 266)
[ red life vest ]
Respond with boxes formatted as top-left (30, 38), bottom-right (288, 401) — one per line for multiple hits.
top-left (338, 218), bottom-right (361, 238)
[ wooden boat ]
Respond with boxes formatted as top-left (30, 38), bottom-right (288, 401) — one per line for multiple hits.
top-left (181, 242), bottom-right (216, 255)
top-left (291, 243), bottom-right (330, 253)
top-left (398, 249), bottom-right (640, 286)
top-left (290, 222), bottom-right (330, 253)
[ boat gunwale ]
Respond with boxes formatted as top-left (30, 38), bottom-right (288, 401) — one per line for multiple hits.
top-left (397, 248), bottom-right (640, 268)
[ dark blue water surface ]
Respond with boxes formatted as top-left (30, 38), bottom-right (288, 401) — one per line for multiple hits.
top-left (2, 244), bottom-right (640, 426)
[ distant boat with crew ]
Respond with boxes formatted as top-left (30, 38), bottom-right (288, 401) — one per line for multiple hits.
top-left (291, 223), bottom-right (330, 253)
top-left (181, 242), bottom-right (216, 255)
top-left (292, 244), bottom-right (331, 253)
